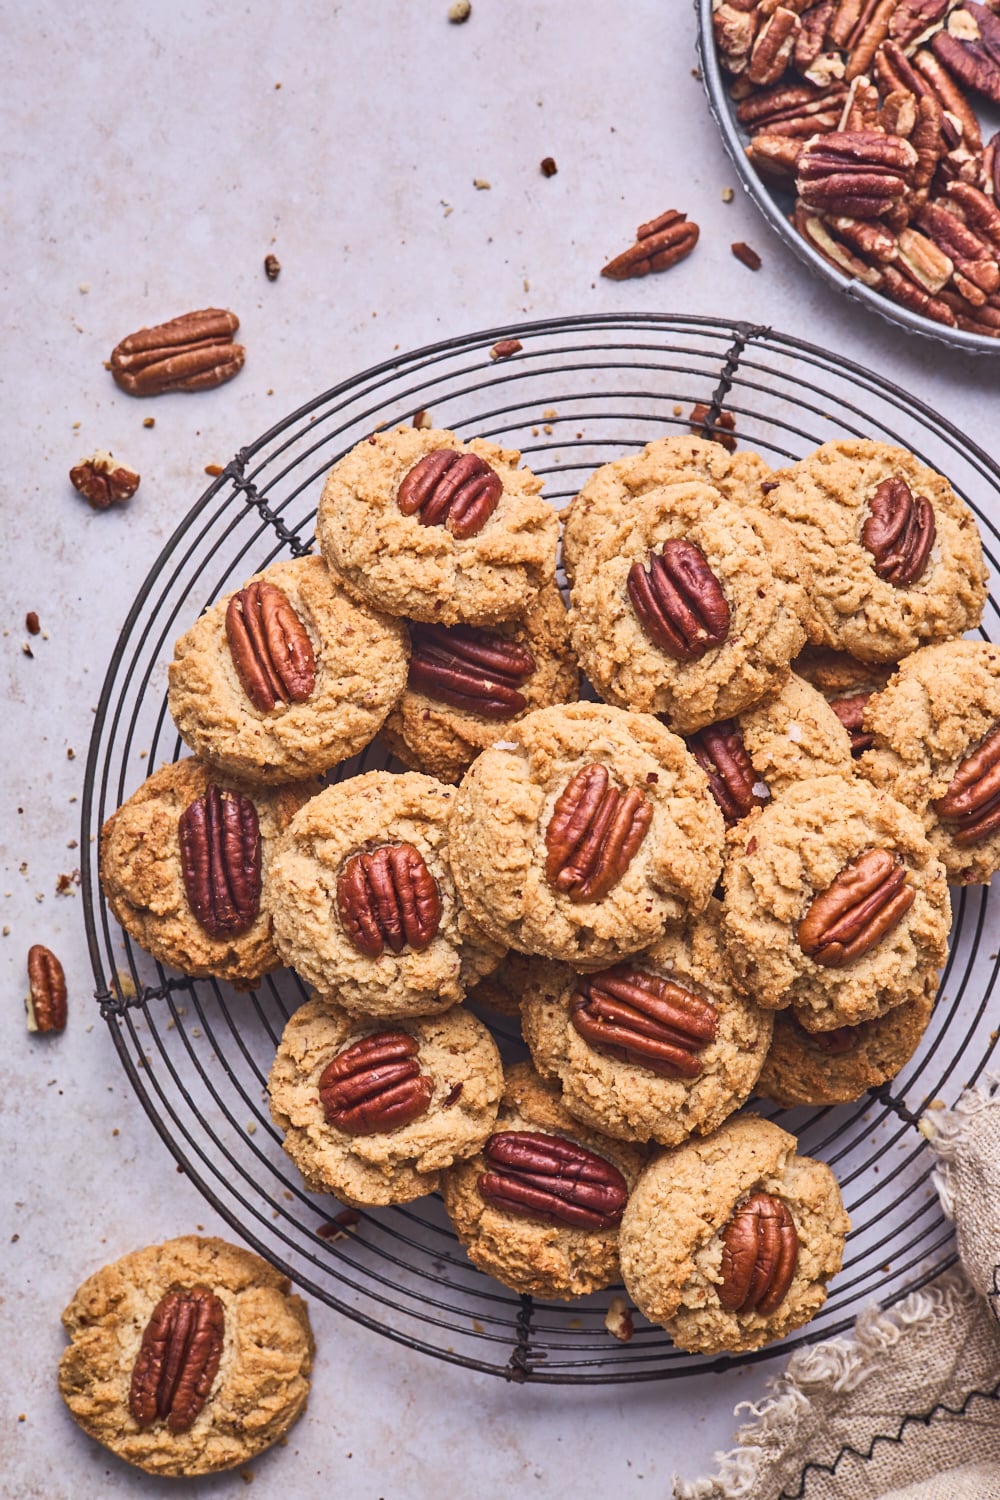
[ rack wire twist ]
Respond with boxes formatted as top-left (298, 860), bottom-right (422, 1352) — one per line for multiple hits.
top-left (83, 312), bottom-right (1000, 1382)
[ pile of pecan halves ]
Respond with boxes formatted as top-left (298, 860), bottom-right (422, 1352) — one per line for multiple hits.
top-left (713, 0), bottom-right (1000, 336)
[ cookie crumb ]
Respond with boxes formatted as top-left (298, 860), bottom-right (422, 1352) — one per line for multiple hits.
top-left (205, 463), bottom-right (224, 477)
top-left (721, 186), bottom-right (735, 203)
top-left (473, 177), bottom-right (491, 190)
top-left (604, 1295), bottom-right (634, 1343)
top-left (448, 0), bottom-right (471, 20)
top-left (142, 417), bottom-right (155, 428)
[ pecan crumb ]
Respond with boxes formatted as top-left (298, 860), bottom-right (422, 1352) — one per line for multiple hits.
top-left (22, 643), bottom-right (33, 658)
top-left (69, 451), bottom-right (141, 509)
top-left (204, 463), bottom-right (224, 477)
top-left (55, 869), bottom-right (80, 895)
top-left (142, 417), bottom-right (155, 428)
top-left (690, 403), bottom-right (737, 452)
top-left (490, 338), bottom-right (523, 360)
top-left (413, 409), bottom-right (433, 429)
top-left (448, 0), bottom-right (471, 19)
top-left (264, 253), bottom-right (281, 280)
top-left (317, 1209), bottom-right (362, 1240)
top-left (540, 156), bottom-right (558, 177)
top-left (604, 1295), bottom-right (634, 1343)
top-left (721, 186), bottom-right (735, 203)
top-left (732, 241), bottom-right (763, 271)
top-left (25, 612), bottom-right (40, 635)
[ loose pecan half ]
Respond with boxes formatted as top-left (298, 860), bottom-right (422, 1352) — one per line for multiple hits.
top-left (797, 130), bottom-right (918, 217)
top-left (861, 475), bottom-right (936, 585)
top-left (407, 622), bottom-right (535, 718)
top-left (225, 580), bottom-right (316, 712)
top-left (110, 309), bottom-right (244, 396)
top-left (718, 1192), bottom-right (799, 1315)
top-left (845, 0), bottom-right (896, 81)
top-left (798, 847), bottom-right (915, 966)
top-left (934, 724), bottom-right (1000, 843)
top-left (478, 1130), bottom-right (628, 1230)
top-left (178, 784), bottom-right (261, 938)
top-left (570, 965), bottom-right (719, 1078)
top-left (26, 944), bottom-right (67, 1033)
top-left (396, 449), bottom-right (503, 540)
top-left (318, 1030), bottom-right (434, 1134)
top-left (337, 843), bottom-right (442, 958)
top-left (687, 719), bottom-right (767, 823)
top-left (600, 210), bottom-right (700, 280)
top-left (627, 540), bottom-right (731, 660)
top-left (544, 764), bottom-right (652, 903)
top-left (829, 691), bottom-right (876, 754)
top-left (69, 451), bottom-right (141, 509)
top-left (129, 1286), bottom-right (225, 1433)
top-left (749, 7), bottom-right (803, 86)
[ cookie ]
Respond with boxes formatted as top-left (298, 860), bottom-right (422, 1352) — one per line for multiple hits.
top-left (619, 1115), bottom-right (849, 1354)
top-left (167, 556), bottom-right (409, 784)
top-left (58, 1235), bottom-right (313, 1477)
top-left (859, 641), bottom-right (1000, 885)
top-left (561, 434), bottom-right (773, 583)
top-left (264, 770), bottom-right (504, 1017)
top-left (756, 977), bottom-right (936, 1107)
top-left (520, 903), bottom-right (773, 1146)
top-left (268, 995), bottom-right (503, 1206)
top-left (568, 482), bottom-right (807, 730)
top-left (99, 758), bottom-right (313, 989)
top-left (721, 775), bottom-right (950, 1030)
top-left (316, 425), bottom-right (558, 625)
top-left (440, 1061), bottom-right (646, 1300)
top-left (448, 702), bottom-right (725, 968)
top-left (686, 671), bottom-right (854, 827)
top-left (378, 583), bottom-right (579, 783)
top-left (761, 440), bottom-right (987, 663)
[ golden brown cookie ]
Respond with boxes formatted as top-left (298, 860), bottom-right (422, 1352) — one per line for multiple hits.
top-left (520, 904), bottom-right (773, 1146)
top-left (859, 641), bottom-right (1000, 885)
top-left (721, 775), bottom-right (950, 1031)
top-left (619, 1116), bottom-right (849, 1354)
top-left (440, 1062), bottom-right (646, 1300)
top-left (756, 976), bottom-right (936, 1107)
top-left (561, 434), bottom-right (773, 583)
top-left (99, 758), bottom-right (314, 988)
top-left (762, 440), bottom-right (987, 663)
top-left (378, 584), bottom-right (579, 783)
top-left (268, 995), bottom-right (503, 1206)
top-left (448, 702), bottom-right (725, 968)
top-left (316, 425), bottom-right (558, 625)
top-left (58, 1235), bottom-right (313, 1477)
top-left (264, 770), bottom-right (504, 1018)
top-left (568, 482), bottom-right (807, 731)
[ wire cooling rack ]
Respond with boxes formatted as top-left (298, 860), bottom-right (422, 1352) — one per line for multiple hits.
top-left (83, 313), bottom-right (1000, 1382)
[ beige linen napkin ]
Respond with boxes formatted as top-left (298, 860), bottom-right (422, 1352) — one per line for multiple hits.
top-left (673, 1081), bottom-right (1000, 1500)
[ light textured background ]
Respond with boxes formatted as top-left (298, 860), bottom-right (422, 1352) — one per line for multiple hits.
top-left (3, 2), bottom-right (1000, 1496)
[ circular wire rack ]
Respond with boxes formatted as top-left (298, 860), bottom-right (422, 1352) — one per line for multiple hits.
top-left (83, 312), bottom-right (1000, 1383)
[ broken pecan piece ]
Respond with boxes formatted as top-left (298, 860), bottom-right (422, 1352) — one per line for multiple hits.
top-left (478, 1131), bottom-right (629, 1230)
top-left (178, 784), bottom-right (261, 938)
top-left (225, 580), bottom-right (316, 712)
top-left (69, 451), bottom-right (141, 509)
top-left (749, 7), bottom-right (803, 86)
top-left (934, 725), bottom-right (1000, 844)
top-left (396, 449), bottom-right (503, 540)
top-left (26, 944), bottom-right (67, 1033)
top-left (570, 965), bottom-right (719, 1078)
top-left (861, 475), bottom-right (936, 585)
top-left (318, 1030), bottom-right (434, 1134)
top-left (932, 4), bottom-right (1000, 107)
top-left (110, 309), bottom-right (244, 396)
top-left (714, 0), bottom-right (763, 74)
top-left (129, 1286), bottom-right (225, 1433)
top-left (407, 622), bottom-right (535, 719)
top-left (798, 847), bottom-right (915, 966)
top-left (544, 764), bottom-right (652, 903)
top-left (889, 0), bottom-right (952, 49)
top-left (718, 1192), bottom-right (799, 1316)
top-left (687, 719), bottom-right (768, 823)
top-left (690, 403), bottom-right (738, 452)
top-left (600, 210), bottom-right (700, 280)
top-left (337, 843), bottom-right (442, 958)
top-left (830, 691), bottom-right (876, 754)
top-left (627, 540), bottom-right (731, 660)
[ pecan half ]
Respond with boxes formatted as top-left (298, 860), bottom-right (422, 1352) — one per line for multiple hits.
top-left (26, 944), bottom-right (67, 1033)
top-left (737, 78), bottom-right (848, 134)
top-left (798, 847), bottom-right (915, 966)
top-left (794, 203), bottom-right (887, 282)
top-left (829, 691), bottom-right (876, 754)
top-left (916, 200), bottom-right (998, 289)
top-left (845, 0), bottom-right (896, 81)
top-left (110, 309), bottom-right (244, 396)
top-left (913, 48), bottom-right (984, 151)
top-left (478, 1130), bottom-right (629, 1230)
top-left (627, 540), bottom-right (731, 660)
top-left (407, 622), bottom-right (535, 719)
top-left (225, 580), bottom-right (316, 712)
top-left (396, 449), bottom-right (503, 540)
top-left (178, 784), bottom-right (261, 938)
top-left (797, 130), bottom-right (918, 217)
top-left (129, 1286), bottom-right (224, 1433)
top-left (714, 0), bottom-right (763, 74)
top-left (749, 8), bottom-right (803, 86)
top-left (718, 1192), bottom-right (799, 1315)
top-left (748, 132), bottom-right (809, 178)
top-left (337, 843), bottom-right (442, 958)
top-left (69, 451), bottom-right (141, 509)
top-left (861, 475), bottom-right (936, 585)
top-left (544, 764), bottom-right (652, 903)
top-left (600, 210), bottom-right (700, 280)
top-left (934, 724), bottom-right (1000, 843)
top-left (687, 719), bottom-right (768, 823)
top-left (570, 965), bottom-right (719, 1078)
top-left (318, 1030), bottom-right (434, 1134)
top-left (890, 0), bottom-right (953, 48)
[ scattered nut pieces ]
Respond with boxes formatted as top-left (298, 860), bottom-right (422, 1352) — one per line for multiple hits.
top-left (690, 402), bottom-right (738, 453)
top-left (204, 463), bottom-right (225, 477)
top-left (69, 451), bottom-right (141, 510)
top-left (264, 253), bottom-right (281, 281)
top-left (604, 1295), bottom-right (634, 1343)
top-left (540, 156), bottom-right (558, 177)
top-left (732, 240), bottom-right (763, 270)
top-left (448, 0), bottom-right (471, 20)
top-left (601, 209), bottom-right (700, 280)
top-left (490, 338), bottom-right (523, 360)
top-left (25, 612), bottom-right (40, 635)
top-left (316, 1209), bottom-right (362, 1240)
top-left (142, 417), bottom-right (155, 428)
top-left (26, 944), bottom-right (67, 1034)
top-left (110, 308), bottom-right (245, 395)
top-left (412, 409), bottom-right (433, 429)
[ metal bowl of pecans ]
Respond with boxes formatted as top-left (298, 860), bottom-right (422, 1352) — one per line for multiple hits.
top-left (697, 0), bottom-right (1000, 351)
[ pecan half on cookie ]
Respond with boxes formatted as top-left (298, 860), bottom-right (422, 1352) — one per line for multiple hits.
top-left (627, 541), bottom-right (731, 660)
top-left (570, 966), bottom-right (718, 1080)
top-left (797, 847), bottom-right (915, 967)
top-left (544, 764), bottom-right (653, 903)
top-left (396, 450), bottom-right (503, 539)
top-left (318, 1030), bottom-right (434, 1135)
top-left (179, 784), bottom-right (262, 938)
top-left (336, 843), bottom-right (442, 958)
top-left (129, 1286), bottom-right (226, 1434)
top-left (225, 580), bottom-right (316, 711)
